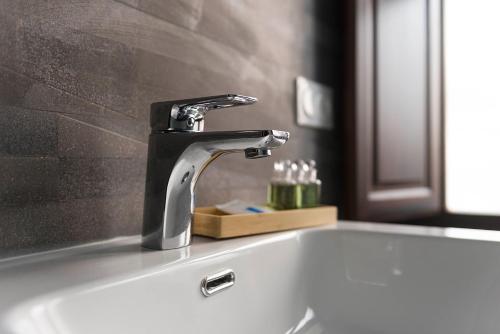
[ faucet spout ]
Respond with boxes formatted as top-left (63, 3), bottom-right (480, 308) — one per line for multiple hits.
top-left (245, 148), bottom-right (271, 159)
top-left (142, 129), bottom-right (289, 250)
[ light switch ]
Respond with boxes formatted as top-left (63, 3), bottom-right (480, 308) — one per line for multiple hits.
top-left (296, 76), bottom-right (334, 130)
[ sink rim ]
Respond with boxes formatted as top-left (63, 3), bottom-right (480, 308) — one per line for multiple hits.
top-left (2, 220), bottom-right (500, 332)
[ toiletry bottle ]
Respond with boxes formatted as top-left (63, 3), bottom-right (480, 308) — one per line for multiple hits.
top-left (296, 160), bottom-right (309, 209)
top-left (267, 161), bottom-right (284, 209)
top-left (268, 160), bottom-right (300, 210)
top-left (302, 160), bottom-right (322, 207)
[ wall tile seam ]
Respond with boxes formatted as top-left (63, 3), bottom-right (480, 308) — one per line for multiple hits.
top-left (0, 63), bottom-right (138, 121)
top-left (111, 0), bottom-right (336, 78)
top-left (57, 114), bottom-right (148, 146)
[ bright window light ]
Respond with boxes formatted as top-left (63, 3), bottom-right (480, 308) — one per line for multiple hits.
top-left (445, 0), bottom-right (500, 215)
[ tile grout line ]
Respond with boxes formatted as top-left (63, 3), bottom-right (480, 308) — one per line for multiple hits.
top-left (0, 63), bottom-right (138, 121)
top-left (58, 114), bottom-right (147, 146)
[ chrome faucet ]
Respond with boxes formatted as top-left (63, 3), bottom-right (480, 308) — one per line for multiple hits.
top-left (142, 94), bottom-right (289, 250)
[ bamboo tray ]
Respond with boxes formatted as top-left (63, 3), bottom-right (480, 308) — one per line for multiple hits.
top-left (193, 205), bottom-right (337, 239)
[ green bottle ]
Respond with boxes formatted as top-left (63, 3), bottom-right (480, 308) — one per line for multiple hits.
top-left (300, 160), bottom-right (321, 208)
top-left (267, 161), bottom-right (283, 209)
top-left (267, 160), bottom-right (301, 210)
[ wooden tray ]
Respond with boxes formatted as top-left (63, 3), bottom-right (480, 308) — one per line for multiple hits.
top-left (193, 206), bottom-right (337, 239)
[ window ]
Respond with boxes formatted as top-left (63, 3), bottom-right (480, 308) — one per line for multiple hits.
top-left (445, 0), bottom-right (500, 215)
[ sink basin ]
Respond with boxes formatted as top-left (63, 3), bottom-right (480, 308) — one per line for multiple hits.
top-left (2, 222), bottom-right (500, 333)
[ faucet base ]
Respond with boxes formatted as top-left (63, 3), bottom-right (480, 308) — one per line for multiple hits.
top-left (142, 228), bottom-right (192, 250)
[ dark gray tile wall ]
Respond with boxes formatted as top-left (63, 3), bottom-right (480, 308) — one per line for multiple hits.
top-left (0, 0), bottom-right (342, 258)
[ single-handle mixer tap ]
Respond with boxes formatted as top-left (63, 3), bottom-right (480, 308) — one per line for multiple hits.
top-left (142, 94), bottom-right (289, 250)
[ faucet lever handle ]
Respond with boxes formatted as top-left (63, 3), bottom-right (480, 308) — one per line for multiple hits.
top-left (151, 94), bottom-right (257, 132)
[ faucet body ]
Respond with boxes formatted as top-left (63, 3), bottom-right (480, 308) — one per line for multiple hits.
top-left (142, 95), bottom-right (289, 250)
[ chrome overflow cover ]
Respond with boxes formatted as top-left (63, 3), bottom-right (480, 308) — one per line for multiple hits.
top-left (201, 269), bottom-right (236, 297)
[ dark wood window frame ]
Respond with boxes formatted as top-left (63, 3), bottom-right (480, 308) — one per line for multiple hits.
top-left (343, 0), bottom-right (500, 230)
top-left (343, 0), bottom-right (443, 222)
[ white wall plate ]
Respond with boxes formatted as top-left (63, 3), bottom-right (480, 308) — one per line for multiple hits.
top-left (296, 76), bottom-right (334, 130)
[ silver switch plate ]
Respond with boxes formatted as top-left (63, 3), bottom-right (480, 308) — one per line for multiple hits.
top-left (296, 76), bottom-right (334, 130)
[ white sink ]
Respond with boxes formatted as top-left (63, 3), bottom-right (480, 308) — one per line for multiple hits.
top-left (2, 222), bottom-right (500, 333)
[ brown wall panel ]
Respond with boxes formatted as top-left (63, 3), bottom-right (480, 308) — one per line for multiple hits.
top-left (375, 0), bottom-right (428, 185)
top-left (0, 0), bottom-right (342, 257)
